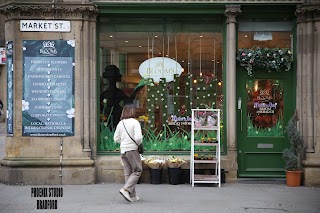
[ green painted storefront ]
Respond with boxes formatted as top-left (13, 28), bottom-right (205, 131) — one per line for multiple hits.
top-left (96, 3), bottom-right (297, 178)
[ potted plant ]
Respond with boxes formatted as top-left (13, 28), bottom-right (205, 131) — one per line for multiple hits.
top-left (166, 156), bottom-right (186, 185)
top-left (282, 110), bottom-right (304, 186)
top-left (143, 156), bottom-right (166, 184)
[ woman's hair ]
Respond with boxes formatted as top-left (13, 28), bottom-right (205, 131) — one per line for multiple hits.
top-left (120, 104), bottom-right (136, 120)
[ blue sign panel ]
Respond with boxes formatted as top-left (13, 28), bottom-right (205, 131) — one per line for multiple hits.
top-left (22, 40), bottom-right (75, 136)
top-left (6, 41), bottom-right (14, 136)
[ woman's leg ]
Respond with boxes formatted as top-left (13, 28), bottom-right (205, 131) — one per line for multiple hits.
top-left (123, 150), bottom-right (142, 198)
top-left (121, 154), bottom-right (131, 184)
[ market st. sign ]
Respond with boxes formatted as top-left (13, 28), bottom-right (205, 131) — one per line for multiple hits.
top-left (139, 57), bottom-right (183, 83)
top-left (20, 20), bottom-right (71, 32)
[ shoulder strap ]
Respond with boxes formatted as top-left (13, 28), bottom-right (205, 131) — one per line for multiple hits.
top-left (122, 121), bottom-right (138, 145)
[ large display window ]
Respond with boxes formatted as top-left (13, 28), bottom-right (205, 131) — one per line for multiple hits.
top-left (98, 18), bottom-right (224, 153)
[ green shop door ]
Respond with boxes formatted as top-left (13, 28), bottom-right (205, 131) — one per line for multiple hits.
top-left (237, 69), bottom-right (294, 178)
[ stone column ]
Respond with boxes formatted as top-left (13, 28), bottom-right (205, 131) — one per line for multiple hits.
top-left (224, 5), bottom-right (241, 181)
top-left (89, 20), bottom-right (97, 159)
top-left (0, 1), bottom-right (98, 184)
top-left (295, 3), bottom-right (320, 186)
top-left (296, 4), bottom-right (316, 153)
top-left (82, 10), bottom-right (92, 154)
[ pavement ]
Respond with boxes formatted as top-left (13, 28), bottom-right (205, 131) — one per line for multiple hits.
top-left (1, 123), bottom-right (320, 213)
top-left (0, 182), bottom-right (319, 213)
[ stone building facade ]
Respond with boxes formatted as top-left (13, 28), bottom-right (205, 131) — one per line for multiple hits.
top-left (0, 0), bottom-right (319, 186)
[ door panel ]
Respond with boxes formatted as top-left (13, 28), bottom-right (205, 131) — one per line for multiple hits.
top-left (237, 68), bottom-right (294, 178)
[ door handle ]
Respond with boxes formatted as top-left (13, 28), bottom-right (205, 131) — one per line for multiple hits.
top-left (240, 109), bottom-right (243, 132)
top-left (238, 97), bottom-right (242, 132)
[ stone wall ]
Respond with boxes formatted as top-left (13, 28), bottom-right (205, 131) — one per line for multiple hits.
top-left (0, 1), bottom-right (97, 185)
top-left (295, 2), bottom-right (320, 186)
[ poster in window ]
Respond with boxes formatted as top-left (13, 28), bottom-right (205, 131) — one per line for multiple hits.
top-left (246, 79), bottom-right (284, 137)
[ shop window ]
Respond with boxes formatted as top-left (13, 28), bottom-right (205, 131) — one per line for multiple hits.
top-left (98, 18), bottom-right (224, 153)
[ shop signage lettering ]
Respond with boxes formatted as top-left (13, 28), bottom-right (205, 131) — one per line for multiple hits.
top-left (168, 115), bottom-right (192, 126)
top-left (139, 57), bottom-right (182, 83)
top-left (22, 40), bottom-right (75, 136)
top-left (256, 89), bottom-right (272, 100)
top-left (20, 20), bottom-right (71, 32)
top-left (254, 102), bottom-right (277, 114)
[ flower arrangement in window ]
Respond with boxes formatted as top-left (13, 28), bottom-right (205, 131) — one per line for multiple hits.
top-left (194, 110), bottom-right (218, 127)
top-left (138, 115), bottom-right (148, 122)
top-left (236, 46), bottom-right (293, 76)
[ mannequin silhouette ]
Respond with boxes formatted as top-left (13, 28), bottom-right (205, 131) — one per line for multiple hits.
top-left (100, 65), bottom-right (142, 128)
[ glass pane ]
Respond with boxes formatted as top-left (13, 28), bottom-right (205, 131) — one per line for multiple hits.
top-left (99, 18), bottom-right (224, 152)
top-left (238, 32), bottom-right (292, 49)
top-left (246, 79), bottom-right (284, 137)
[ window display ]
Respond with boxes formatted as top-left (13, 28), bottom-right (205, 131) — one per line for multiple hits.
top-left (99, 18), bottom-right (224, 152)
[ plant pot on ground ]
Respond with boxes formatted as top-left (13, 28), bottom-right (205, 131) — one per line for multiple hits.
top-left (282, 110), bottom-right (304, 187)
top-left (166, 156), bottom-right (186, 185)
top-left (143, 156), bottom-right (166, 184)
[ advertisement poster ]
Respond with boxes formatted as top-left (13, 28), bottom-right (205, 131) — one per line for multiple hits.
top-left (246, 79), bottom-right (284, 137)
top-left (6, 41), bottom-right (14, 136)
top-left (22, 40), bottom-right (75, 136)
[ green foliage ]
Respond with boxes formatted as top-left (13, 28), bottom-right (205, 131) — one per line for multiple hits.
top-left (141, 126), bottom-right (219, 152)
top-left (100, 124), bottom-right (119, 151)
top-left (143, 126), bottom-right (192, 151)
top-left (99, 98), bottom-right (221, 152)
top-left (282, 111), bottom-right (304, 170)
top-left (100, 100), bottom-right (120, 151)
top-left (282, 147), bottom-right (298, 171)
top-left (236, 47), bottom-right (293, 76)
top-left (247, 115), bottom-right (283, 137)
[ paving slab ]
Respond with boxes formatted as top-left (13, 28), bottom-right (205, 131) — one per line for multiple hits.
top-left (0, 182), bottom-right (319, 213)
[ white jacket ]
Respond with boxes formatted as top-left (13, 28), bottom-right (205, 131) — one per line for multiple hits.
top-left (114, 118), bottom-right (143, 154)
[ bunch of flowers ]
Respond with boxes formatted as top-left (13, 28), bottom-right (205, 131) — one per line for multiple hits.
top-left (138, 115), bottom-right (148, 122)
top-left (194, 154), bottom-right (214, 160)
top-left (194, 110), bottom-right (218, 127)
top-left (166, 156), bottom-right (186, 168)
top-left (143, 155), bottom-right (166, 169)
top-left (200, 137), bottom-right (218, 143)
top-left (236, 47), bottom-right (293, 76)
top-left (194, 111), bottom-right (206, 127)
top-left (206, 111), bottom-right (218, 127)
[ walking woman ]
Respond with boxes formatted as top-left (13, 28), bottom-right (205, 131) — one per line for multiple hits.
top-left (114, 104), bottom-right (143, 202)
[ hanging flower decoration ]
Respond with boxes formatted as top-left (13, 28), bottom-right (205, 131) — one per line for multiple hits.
top-left (236, 47), bottom-right (293, 76)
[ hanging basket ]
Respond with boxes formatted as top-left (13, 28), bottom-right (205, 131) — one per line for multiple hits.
top-left (286, 170), bottom-right (303, 187)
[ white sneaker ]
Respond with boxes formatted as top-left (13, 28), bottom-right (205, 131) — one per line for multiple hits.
top-left (119, 188), bottom-right (132, 202)
top-left (131, 196), bottom-right (140, 202)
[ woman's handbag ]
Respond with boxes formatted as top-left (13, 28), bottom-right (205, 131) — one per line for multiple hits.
top-left (122, 121), bottom-right (144, 154)
top-left (137, 143), bottom-right (144, 154)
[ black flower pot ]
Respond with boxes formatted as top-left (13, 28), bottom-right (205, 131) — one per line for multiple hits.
top-left (150, 169), bottom-right (162, 184)
top-left (168, 167), bottom-right (181, 185)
